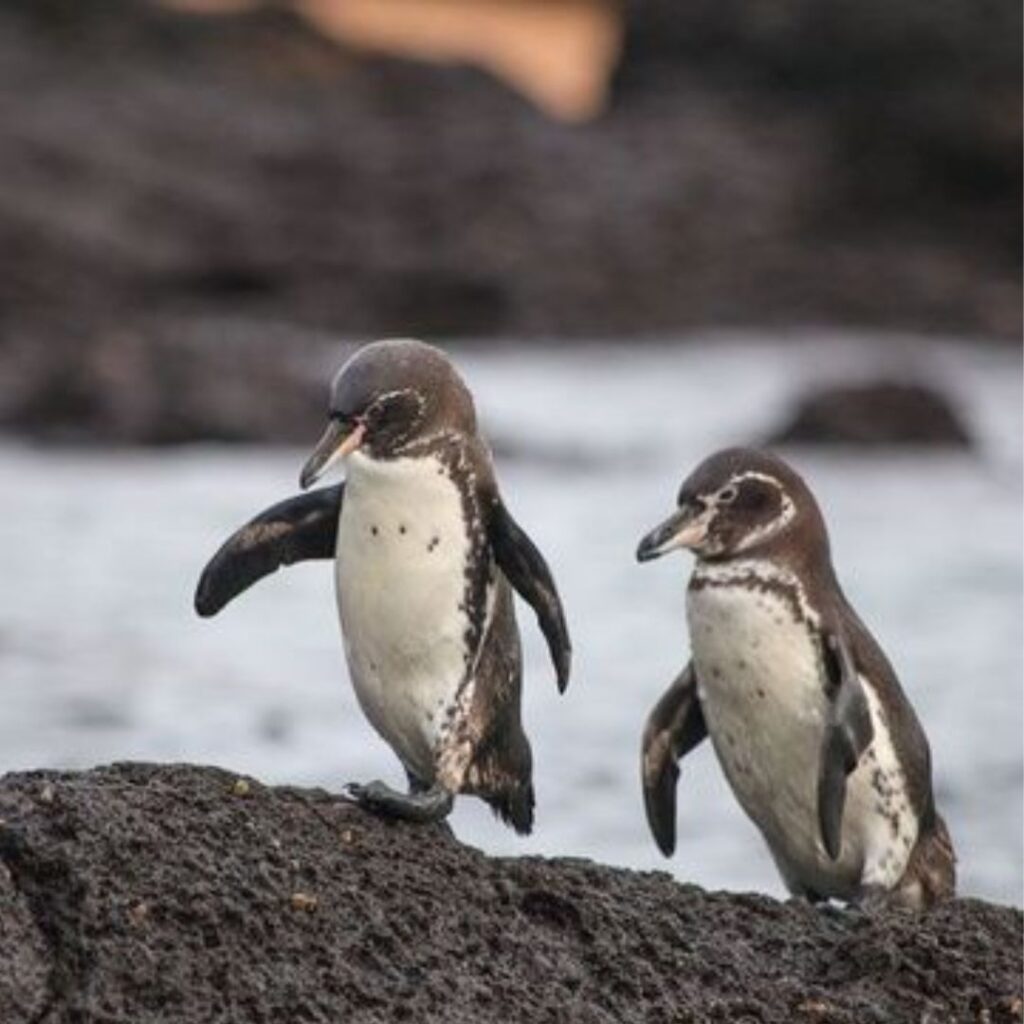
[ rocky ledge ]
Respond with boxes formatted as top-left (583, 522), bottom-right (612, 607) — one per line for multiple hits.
top-left (0, 764), bottom-right (1020, 1023)
top-left (767, 380), bottom-right (974, 449)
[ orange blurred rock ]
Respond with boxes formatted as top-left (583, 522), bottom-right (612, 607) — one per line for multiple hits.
top-left (162, 0), bottom-right (623, 121)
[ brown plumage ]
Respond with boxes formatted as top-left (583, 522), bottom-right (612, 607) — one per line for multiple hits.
top-left (195, 339), bottom-right (570, 834)
top-left (638, 447), bottom-right (955, 909)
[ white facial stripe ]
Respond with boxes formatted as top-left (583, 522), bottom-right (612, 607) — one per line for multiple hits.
top-left (706, 470), bottom-right (796, 553)
top-left (702, 471), bottom-right (784, 505)
top-left (407, 427), bottom-right (460, 449)
top-left (373, 388), bottom-right (415, 403)
top-left (364, 388), bottom-right (428, 454)
top-left (731, 470), bottom-right (784, 486)
top-left (370, 388), bottom-right (425, 412)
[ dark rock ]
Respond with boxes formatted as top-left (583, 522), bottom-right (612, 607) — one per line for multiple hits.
top-left (769, 381), bottom-right (974, 448)
top-left (0, 763), bottom-right (1020, 1023)
top-left (0, 0), bottom-right (1020, 341)
top-left (0, 0), bottom-right (1019, 443)
top-left (0, 845), bottom-right (49, 1021)
top-left (0, 321), bottom-right (336, 445)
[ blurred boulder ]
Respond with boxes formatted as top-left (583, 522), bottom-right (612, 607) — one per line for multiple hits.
top-left (769, 380), bottom-right (974, 448)
top-left (235, 0), bottom-right (624, 123)
top-left (0, 320), bottom-right (334, 445)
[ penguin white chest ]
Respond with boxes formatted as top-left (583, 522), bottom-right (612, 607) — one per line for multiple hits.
top-left (686, 563), bottom-right (915, 898)
top-left (686, 567), bottom-right (846, 890)
top-left (335, 451), bottom-right (475, 779)
top-left (687, 573), bottom-right (827, 825)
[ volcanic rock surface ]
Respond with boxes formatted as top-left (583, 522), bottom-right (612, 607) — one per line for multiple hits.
top-left (0, 763), bottom-right (1020, 1023)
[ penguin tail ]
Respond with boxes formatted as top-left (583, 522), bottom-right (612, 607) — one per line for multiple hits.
top-left (895, 811), bottom-right (957, 909)
top-left (467, 707), bottom-right (535, 834)
top-left (485, 781), bottom-right (535, 836)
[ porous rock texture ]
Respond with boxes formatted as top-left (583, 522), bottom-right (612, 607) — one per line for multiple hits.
top-left (0, 763), bottom-right (1020, 1023)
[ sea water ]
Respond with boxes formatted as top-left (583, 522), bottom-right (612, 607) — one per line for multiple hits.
top-left (0, 333), bottom-right (1020, 904)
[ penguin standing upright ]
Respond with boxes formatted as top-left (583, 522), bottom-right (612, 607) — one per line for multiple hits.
top-left (195, 339), bottom-right (571, 833)
top-left (636, 447), bottom-right (955, 908)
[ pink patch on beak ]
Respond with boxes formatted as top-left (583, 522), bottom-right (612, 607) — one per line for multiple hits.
top-left (338, 420), bottom-right (367, 457)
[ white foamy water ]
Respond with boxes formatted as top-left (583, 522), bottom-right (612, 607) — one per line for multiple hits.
top-left (0, 333), bottom-right (1020, 905)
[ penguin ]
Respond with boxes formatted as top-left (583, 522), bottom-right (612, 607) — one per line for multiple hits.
top-left (635, 447), bottom-right (955, 909)
top-left (195, 339), bottom-right (571, 834)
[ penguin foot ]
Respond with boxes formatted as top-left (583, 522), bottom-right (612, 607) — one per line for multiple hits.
top-left (342, 780), bottom-right (454, 824)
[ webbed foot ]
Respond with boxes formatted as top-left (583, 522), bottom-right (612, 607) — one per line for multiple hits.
top-left (341, 779), bottom-right (454, 824)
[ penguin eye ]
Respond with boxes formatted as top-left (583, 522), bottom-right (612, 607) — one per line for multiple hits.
top-left (718, 486), bottom-right (738, 505)
top-left (368, 397), bottom-right (399, 425)
top-left (368, 392), bottom-right (419, 430)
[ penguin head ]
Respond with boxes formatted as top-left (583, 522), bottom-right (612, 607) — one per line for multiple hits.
top-left (300, 339), bottom-right (477, 487)
top-left (637, 447), bottom-right (828, 563)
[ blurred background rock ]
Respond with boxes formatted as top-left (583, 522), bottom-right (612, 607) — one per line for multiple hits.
top-left (0, 0), bottom-right (1019, 443)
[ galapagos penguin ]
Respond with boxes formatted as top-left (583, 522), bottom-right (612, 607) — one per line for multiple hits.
top-left (195, 339), bottom-right (571, 833)
top-left (636, 447), bottom-right (955, 908)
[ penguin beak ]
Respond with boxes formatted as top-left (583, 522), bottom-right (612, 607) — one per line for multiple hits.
top-left (636, 503), bottom-right (711, 562)
top-left (299, 418), bottom-right (366, 489)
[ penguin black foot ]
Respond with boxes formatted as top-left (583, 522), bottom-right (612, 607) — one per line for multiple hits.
top-left (785, 891), bottom-right (831, 912)
top-left (342, 780), bottom-right (454, 824)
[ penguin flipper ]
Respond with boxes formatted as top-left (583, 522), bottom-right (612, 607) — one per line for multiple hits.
top-left (817, 630), bottom-right (874, 860)
top-left (488, 498), bottom-right (571, 693)
top-left (194, 484), bottom-right (343, 617)
top-left (641, 663), bottom-right (707, 857)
